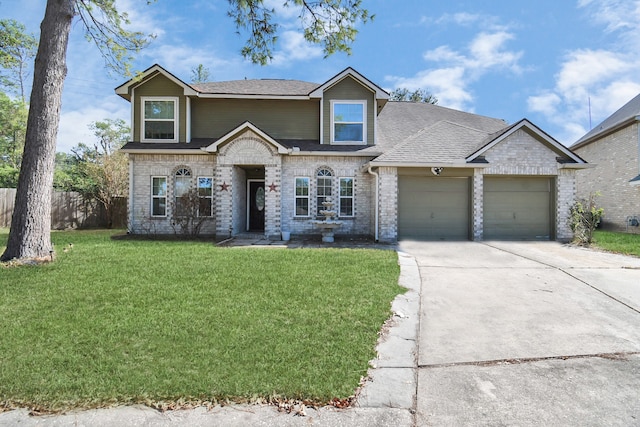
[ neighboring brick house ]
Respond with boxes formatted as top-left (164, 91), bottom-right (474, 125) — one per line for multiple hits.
top-left (571, 94), bottom-right (640, 232)
top-left (116, 64), bottom-right (587, 242)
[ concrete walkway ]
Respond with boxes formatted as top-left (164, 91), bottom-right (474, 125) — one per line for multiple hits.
top-left (400, 241), bottom-right (640, 427)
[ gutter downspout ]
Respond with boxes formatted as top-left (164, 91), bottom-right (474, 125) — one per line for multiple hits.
top-left (128, 156), bottom-right (134, 233)
top-left (367, 165), bottom-right (379, 242)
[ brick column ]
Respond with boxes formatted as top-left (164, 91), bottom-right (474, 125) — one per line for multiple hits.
top-left (556, 168), bottom-right (576, 241)
top-left (215, 165), bottom-right (233, 237)
top-left (472, 169), bottom-right (484, 241)
top-left (265, 164), bottom-right (282, 239)
top-left (378, 167), bottom-right (398, 243)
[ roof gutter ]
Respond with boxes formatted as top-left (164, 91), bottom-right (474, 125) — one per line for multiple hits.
top-left (367, 165), bottom-right (380, 242)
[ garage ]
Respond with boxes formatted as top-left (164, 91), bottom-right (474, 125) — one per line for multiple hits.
top-left (398, 175), bottom-right (470, 240)
top-left (483, 177), bottom-right (553, 240)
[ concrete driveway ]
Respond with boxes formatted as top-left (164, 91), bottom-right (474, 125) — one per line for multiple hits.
top-left (399, 241), bottom-right (640, 427)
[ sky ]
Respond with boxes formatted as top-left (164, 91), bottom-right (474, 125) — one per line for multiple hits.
top-left (3, 0), bottom-right (640, 152)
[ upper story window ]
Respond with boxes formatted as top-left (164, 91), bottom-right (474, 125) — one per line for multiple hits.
top-left (142, 97), bottom-right (178, 142)
top-left (331, 100), bottom-right (366, 144)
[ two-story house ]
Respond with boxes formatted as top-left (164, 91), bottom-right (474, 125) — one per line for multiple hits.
top-left (116, 64), bottom-right (587, 242)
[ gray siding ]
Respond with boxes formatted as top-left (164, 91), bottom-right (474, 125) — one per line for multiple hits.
top-left (191, 98), bottom-right (320, 140)
top-left (133, 74), bottom-right (187, 142)
top-left (322, 76), bottom-right (376, 145)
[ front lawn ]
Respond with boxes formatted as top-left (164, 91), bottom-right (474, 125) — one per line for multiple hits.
top-left (592, 230), bottom-right (640, 257)
top-left (0, 230), bottom-right (402, 411)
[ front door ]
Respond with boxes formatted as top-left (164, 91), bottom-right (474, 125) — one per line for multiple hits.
top-left (248, 180), bottom-right (265, 231)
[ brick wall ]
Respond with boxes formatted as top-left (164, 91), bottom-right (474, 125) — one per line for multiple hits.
top-left (574, 123), bottom-right (640, 232)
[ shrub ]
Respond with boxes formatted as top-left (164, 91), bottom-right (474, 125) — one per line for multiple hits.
top-left (570, 193), bottom-right (604, 246)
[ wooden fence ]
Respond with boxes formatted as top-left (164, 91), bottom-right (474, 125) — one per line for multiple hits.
top-left (0, 188), bottom-right (127, 229)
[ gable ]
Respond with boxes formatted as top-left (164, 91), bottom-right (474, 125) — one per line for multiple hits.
top-left (322, 76), bottom-right (376, 145)
top-left (481, 129), bottom-right (562, 174)
top-left (132, 74), bottom-right (188, 142)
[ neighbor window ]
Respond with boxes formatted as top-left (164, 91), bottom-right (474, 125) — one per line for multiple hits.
top-left (331, 101), bottom-right (366, 144)
top-left (151, 176), bottom-right (167, 217)
top-left (339, 177), bottom-right (354, 217)
top-left (142, 97), bottom-right (178, 141)
top-left (316, 168), bottom-right (333, 216)
top-left (174, 168), bottom-right (191, 216)
top-left (294, 177), bottom-right (310, 216)
top-left (198, 177), bottom-right (213, 217)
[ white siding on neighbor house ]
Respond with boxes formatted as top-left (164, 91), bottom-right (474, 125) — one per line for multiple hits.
top-left (574, 123), bottom-right (640, 232)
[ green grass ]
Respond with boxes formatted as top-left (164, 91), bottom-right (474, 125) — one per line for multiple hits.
top-left (592, 230), bottom-right (640, 257)
top-left (0, 229), bottom-right (402, 411)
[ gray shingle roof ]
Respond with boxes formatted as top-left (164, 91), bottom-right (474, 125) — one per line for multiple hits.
top-left (375, 121), bottom-right (491, 163)
top-left (375, 101), bottom-right (508, 162)
top-left (572, 93), bottom-right (640, 147)
top-left (190, 79), bottom-right (320, 96)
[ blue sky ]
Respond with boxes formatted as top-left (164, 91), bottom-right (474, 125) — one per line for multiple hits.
top-left (3, 0), bottom-right (640, 152)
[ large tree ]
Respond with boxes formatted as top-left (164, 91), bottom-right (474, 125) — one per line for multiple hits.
top-left (1, 0), bottom-right (371, 262)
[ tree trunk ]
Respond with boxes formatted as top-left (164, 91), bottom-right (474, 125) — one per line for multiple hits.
top-left (1, 0), bottom-right (74, 261)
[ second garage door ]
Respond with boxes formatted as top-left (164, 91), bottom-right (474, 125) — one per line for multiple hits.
top-left (398, 176), bottom-right (470, 240)
top-left (483, 177), bottom-right (553, 240)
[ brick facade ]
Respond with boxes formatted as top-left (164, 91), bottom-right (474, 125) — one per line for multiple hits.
top-left (573, 123), bottom-right (640, 232)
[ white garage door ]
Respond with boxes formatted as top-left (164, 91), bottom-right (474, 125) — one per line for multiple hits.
top-left (398, 176), bottom-right (470, 240)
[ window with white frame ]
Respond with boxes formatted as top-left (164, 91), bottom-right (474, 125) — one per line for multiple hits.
top-left (142, 97), bottom-right (178, 141)
top-left (197, 177), bottom-right (213, 217)
top-left (174, 168), bottom-right (191, 216)
top-left (331, 101), bottom-right (366, 144)
top-left (316, 168), bottom-right (333, 216)
top-left (294, 177), bottom-right (310, 216)
top-left (151, 176), bottom-right (167, 216)
top-left (339, 177), bottom-right (354, 217)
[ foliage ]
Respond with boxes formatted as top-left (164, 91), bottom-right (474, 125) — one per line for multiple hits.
top-left (0, 92), bottom-right (28, 186)
top-left (390, 88), bottom-right (438, 104)
top-left (74, 1), bottom-right (154, 76)
top-left (190, 64), bottom-right (211, 83)
top-left (170, 188), bottom-right (211, 237)
top-left (0, 229), bottom-right (402, 410)
top-left (592, 230), bottom-right (640, 258)
top-left (570, 193), bottom-right (604, 246)
top-left (228, 0), bottom-right (373, 65)
top-left (0, 19), bottom-right (37, 101)
top-left (55, 119), bottom-right (129, 228)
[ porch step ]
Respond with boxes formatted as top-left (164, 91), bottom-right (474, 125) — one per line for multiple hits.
top-left (234, 232), bottom-right (267, 239)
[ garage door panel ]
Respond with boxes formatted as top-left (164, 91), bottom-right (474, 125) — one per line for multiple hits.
top-left (398, 176), bottom-right (470, 240)
top-left (484, 177), bottom-right (552, 240)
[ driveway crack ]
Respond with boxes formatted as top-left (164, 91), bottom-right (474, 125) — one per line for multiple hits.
top-left (420, 351), bottom-right (640, 369)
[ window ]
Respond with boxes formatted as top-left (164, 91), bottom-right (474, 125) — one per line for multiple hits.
top-left (151, 176), bottom-right (167, 216)
top-left (294, 177), bottom-right (310, 216)
top-left (142, 97), bottom-right (178, 141)
top-left (331, 101), bottom-right (366, 144)
top-left (339, 177), bottom-right (354, 217)
top-left (316, 168), bottom-right (333, 216)
top-left (198, 177), bottom-right (213, 217)
top-left (174, 168), bottom-right (191, 216)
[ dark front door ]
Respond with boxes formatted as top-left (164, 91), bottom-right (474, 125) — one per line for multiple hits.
top-left (248, 181), bottom-right (265, 231)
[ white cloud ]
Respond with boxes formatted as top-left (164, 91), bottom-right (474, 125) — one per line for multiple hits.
top-left (57, 101), bottom-right (129, 153)
top-left (271, 31), bottom-right (323, 66)
top-left (386, 23), bottom-right (523, 111)
top-left (526, 1), bottom-right (640, 145)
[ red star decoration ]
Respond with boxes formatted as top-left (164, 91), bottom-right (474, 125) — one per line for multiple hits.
top-left (268, 182), bottom-right (278, 192)
top-left (219, 181), bottom-right (229, 191)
